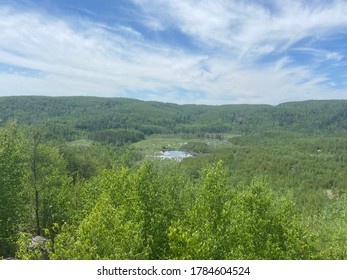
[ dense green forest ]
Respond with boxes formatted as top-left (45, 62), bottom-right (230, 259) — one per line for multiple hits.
top-left (2, 96), bottom-right (347, 139)
top-left (1, 96), bottom-right (347, 260)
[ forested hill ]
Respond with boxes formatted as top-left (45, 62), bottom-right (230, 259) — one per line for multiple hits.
top-left (2, 96), bottom-right (347, 260)
top-left (1, 96), bottom-right (347, 140)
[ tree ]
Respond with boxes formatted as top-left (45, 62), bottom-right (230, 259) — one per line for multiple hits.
top-left (25, 129), bottom-right (72, 236)
top-left (50, 167), bottom-right (148, 259)
top-left (133, 161), bottom-right (171, 259)
top-left (225, 178), bottom-right (317, 259)
top-left (51, 192), bottom-right (147, 259)
top-left (0, 122), bottom-right (26, 257)
top-left (168, 162), bottom-right (317, 259)
top-left (168, 161), bottom-right (230, 259)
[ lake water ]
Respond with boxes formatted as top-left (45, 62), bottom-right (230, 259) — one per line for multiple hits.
top-left (155, 150), bottom-right (193, 161)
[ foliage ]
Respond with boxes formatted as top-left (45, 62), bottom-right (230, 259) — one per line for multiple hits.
top-left (24, 139), bottom-right (72, 234)
top-left (0, 122), bottom-right (26, 257)
top-left (16, 232), bottom-right (51, 260)
top-left (168, 162), bottom-right (316, 259)
top-left (50, 167), bottom-right (147, 259)
top-left (181, 141), bottom-right (209, 153)
top-left (314, 193), bottom-right (347, 259)
top-left (91, 129), bottom-right (144, 146)
top-left (1, 97), bottom-right (347, 259)
top-left (2, 96), bottom-right (347, 140)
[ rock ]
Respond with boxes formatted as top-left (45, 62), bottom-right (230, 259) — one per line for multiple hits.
top-left (29, 235), bottom-right (47, 250)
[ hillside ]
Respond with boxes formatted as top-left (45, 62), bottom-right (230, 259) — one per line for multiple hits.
top-left (1, 96), bottom-right (347, 260)
top-left (1, 97), bottom-right (347, 142)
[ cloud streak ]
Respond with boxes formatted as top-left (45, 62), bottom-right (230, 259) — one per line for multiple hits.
top-left (0, 7), bottom-right (207, 99)
top-left (134, 0), bottom-right (347, 56)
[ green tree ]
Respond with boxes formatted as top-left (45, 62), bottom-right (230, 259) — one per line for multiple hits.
top-left (315, 193), bottom-right (347, 259)
top-left (0, 122), bottom-right (26, 257)
top-left (51, 192), bottom-right (146, 259)
top-left (225, 179), bottom-right (316, 259)
top-left (24, 131), bottom-right (72, 236)
top-left (50, 167), bottom-right (148, 259)
top-left (168, 161), bottom-right (230, 259)
top-left (168, 162), bottom-right (317, 259)
top-left (134, 161), bottom-right (172, 259)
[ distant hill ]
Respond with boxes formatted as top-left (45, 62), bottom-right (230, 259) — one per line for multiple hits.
top-left (1, 96), bottom-right (347, 140)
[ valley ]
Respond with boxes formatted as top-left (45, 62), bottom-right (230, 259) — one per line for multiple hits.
top-left (1, 96), bottom-right (347, 260)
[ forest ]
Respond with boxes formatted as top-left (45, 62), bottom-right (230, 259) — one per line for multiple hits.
top-left (1, 96), bottom-right (347, 260)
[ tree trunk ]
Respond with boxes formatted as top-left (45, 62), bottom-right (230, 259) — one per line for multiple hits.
top-left (33, 130), bottom-right (41, 236)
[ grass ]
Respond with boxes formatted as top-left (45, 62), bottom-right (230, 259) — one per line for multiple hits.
top-left (132, 135), bottom-right (191, 155)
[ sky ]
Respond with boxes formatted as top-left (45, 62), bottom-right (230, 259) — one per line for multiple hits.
top-left (1, 0), bottom-right (347, 105)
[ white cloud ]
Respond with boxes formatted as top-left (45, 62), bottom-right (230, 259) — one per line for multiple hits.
top-left (133, 0), bottom-right (347, 58)
top-left (0, 1), bottom-right (347, 104)
top-left (293, 47), bottom-right (343, 62)
top-left (0, 7), bottom-right (208, 98)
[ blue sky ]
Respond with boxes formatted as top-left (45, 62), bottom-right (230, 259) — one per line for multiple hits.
top-left (1, 0), bottom-right (347, 104)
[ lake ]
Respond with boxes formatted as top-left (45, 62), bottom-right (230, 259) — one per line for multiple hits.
top-left (155, 150), bottom-right (193, 161)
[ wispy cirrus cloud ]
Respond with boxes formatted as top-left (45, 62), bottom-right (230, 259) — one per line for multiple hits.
top-left (133, 0), bottom-right (347, 56)
top-left (292, 47), bottom-right (343, 63)
top-left (0, 6), bottom-right (208, 101)
top-left (0, 1), bottom-right (347, 104)
top-left (131, 0), bottom-right (347, 103)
